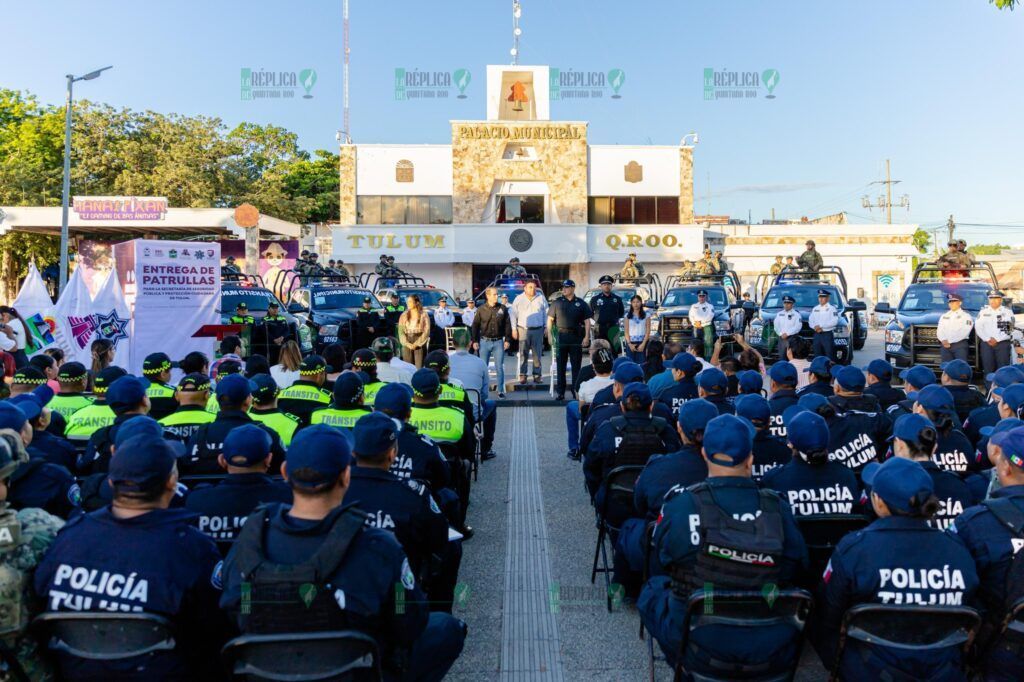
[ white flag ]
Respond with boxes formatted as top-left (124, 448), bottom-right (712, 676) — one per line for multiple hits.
top-left (88, 270), bottom-right (132, 369)
top-left (51, 268), bottom-right (96, 365)
top-left (11, 263), bottom-right (60, 356)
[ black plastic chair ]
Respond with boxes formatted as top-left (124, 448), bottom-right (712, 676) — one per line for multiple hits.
top-left (830, 604), bottom-right (981, 682)
top-left (973, 597), bottom-right (1024, 674)
top-left (221, 630), bottom-right (382, 681)
top-left (646, 588), bottom-right (812, 682)
top-left (590, 464), bottom-right (645, 611)
top-left (33, 611), bottom-right (176, 661)
top-left (794, 514), bottom-right (869, 586)
top-left (464, 387), bottom-right (484, 482)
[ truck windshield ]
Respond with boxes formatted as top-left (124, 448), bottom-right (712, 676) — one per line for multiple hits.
top-left (662, 288), bottom-right (729, 308)
top-left (899, 286), bottom-right (988, 312)
top-left (763, 287), bottom-right (839, 308)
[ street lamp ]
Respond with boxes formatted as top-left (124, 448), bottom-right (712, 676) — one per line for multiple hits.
top-left (59, 66), bottom-right (112, 292)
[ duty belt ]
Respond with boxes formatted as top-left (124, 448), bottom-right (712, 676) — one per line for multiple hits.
top-left (482, 336), bottom-right (504, 341)
top-left (519, 326), bottom-right (544, 330)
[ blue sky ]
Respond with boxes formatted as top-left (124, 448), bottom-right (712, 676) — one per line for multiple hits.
top-left (3, 0), bottom-right (1022, 243)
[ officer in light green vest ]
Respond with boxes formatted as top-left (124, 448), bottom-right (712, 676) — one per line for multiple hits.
top-left (408, 368), bottom-right (474, 463)
top-left (142, 352), bottom-right (179, 421)
top-left (65, 366), bottom-right (126, 445)
top-left (310, 372), bottom-right (372, 430)
top-left (248, 374), bottom-right (300, 446)
top-left (276, 355), bottom-right (332, 426)
top-left (424, 350), bottom-right (474, 419)
top-left (205, 358), bottom-right (244, 414)
top-left (352, 348), bottom-right (387, 404)
top-left (229, 301), bottom-right (255, 325)
top-left (49, 362), bottom-right (94, 420)
top-left (158, 373), bottom-right (216, 442)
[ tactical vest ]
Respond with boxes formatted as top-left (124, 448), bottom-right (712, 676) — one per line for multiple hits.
top-left (981, 498), bottom-right (1024, 613)
top-left (409, 405), bottom-right (464, 444)
top-left (248, 411), bottom-right (299, 446)
top-left (0, 507), bottom-right (24, 635)
top-left (64, 403), bottom-right (115, 441)
top-left (310, 406), bottom-right (371, 430)
top-left (232, 505), bottom-right (371, 636)
top-left (48, 394), bottom-right (94, 419)
top-left (363, 381), bottom-right (386, 405)
top-left (159, 408), bottom-right (216, 440)
top-left (146, 382), bottom-right (176, 400)
top-left (278, 384), bottom-right (331, 407)
top-left (669, 485), bottom-right (786, 597)
top-left (608, 415), bottom-right (668, 468)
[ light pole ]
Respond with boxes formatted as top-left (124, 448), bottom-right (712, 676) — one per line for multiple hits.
top-left (59, 66), bottom-right (112, 293)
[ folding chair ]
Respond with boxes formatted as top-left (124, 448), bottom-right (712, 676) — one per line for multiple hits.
top-left (464, 387), bottom-right (485, 482)
top-left (33, 611), bottom-right (176, 661)
top-left (794, 514), bottom-right (869, 588)
top-left (222, 630), bottom-right (382, 681)
top-left (646, 588), bottom-right (813, 682)
top-left (830, 604), bottom-right (981, 682)
top-left (590, 464), bottom-right (645, 611)
top-left (974, 597), bottom-right (1024, 675)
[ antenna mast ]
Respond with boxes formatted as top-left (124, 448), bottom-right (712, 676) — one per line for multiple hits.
top-left (511, 1), bottom-right (522, 65)
top-left (342, 0), bottom-right (351, 143)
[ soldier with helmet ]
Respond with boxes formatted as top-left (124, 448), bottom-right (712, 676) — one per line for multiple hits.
top-left (502, 257), bottom-right (527, 277)
top-left (797, 239), bottom-right (823, 273)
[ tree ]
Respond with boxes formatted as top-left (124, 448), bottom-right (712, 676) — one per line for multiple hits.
top-left (912, 228), bottom-right (932, 254)
top-left (968, 243), bottom-right (1009, 255)
top-left (284, 149), bottom-right (340, 224)
top-left (991, 0), bottom-right (1017, 8)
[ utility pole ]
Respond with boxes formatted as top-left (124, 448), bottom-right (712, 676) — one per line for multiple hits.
top-left (946, 214), bottom-right (956, 245)
top-left (341, 0), bottom-right (351, 143)
top-left (862, 158), bottom-right (909, 224)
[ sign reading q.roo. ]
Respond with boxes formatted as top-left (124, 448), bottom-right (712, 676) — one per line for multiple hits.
top-left (605, 233), bottom-right (683, 251)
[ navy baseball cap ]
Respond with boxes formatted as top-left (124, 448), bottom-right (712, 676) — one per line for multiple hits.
top-left (678, 399), bottom-right (719, 440)
top-left (285, 425), bottom-right (353, 488)
top-left (912, 384), bottom-right (956, 414)
top-left (299, 355), bottom-right (327, 376)
top-left (862, 458), bottom-right (934, 514)
top-left (10, 368), bottom-right (46, 387)
top-left (0, 402), bottom-right (28, 431)
top-left (806, 356), bottom-right (832, 376)
top-left (216, 373), bottom-right (255, 405)
top-left (611, 356), bottom-right (631, 372)
top-left (892, 413), bottom-right (937, 448)
top-left (249, 374), bottom-right (278, 403)
top-left (353, 412), bottom-right (399, 457)
top-left (864, 359), bottom-right (893, 381)
top-left (670, 352), bottom-right (700, 374)
top-left (9, 386), bottom-right (54, 422)
top-left (621, 382), bottom-right (652, 407)
top-left (702, 414), bottom-right (754, 467)
top-left (57, 361), bottom-right (88, 381)
top-left (782, 404), bottom-right (808, 428)
top-left (941, 359), bottom-right (972, 383)
top-left (999, 384), bottom-right (1024, 414)
top-left (333, 372), bottom-right (365, 406)
top-left (734, 393), bottom-right (770, 425)
top-left (411, 368), bottom-right (441, 396)
top-left (562, 279), bottom-right (576, 288)
top-left (981, 418), bottom-right (1024, 439)
top-left (737, 370), bottom-right (764, 394)
top-left (114, 416), bottom-right (163, 448)
top-left (798, 392), bottom-right (830, 414)
top-left (991, 426), bottom-right (1024, 469)
top-left (835, 365), bottom-right (866, 392)
top-left (598, 275), bottom-right (613, 284)
top-left (108, 434), bottom-right (177, 492)
top-left (987, 365), bottom-right (1022, 389)
top-left (829, 364), bottom-right (844, 381)
top-left (178, 373), bottom-right (211, 392)
top-left (217, 359), bottom-right (243, 377)
top-left (142, 352), bottom-right (173, 376)
top-left (93, 366), bottom-right (127, 393)
top-left (787, 411), bottom-right (829, 453)
top-left (107, 376), bottom-right (152, 412)
top-left (698, 367), bottom-right (729, 395)
top-left (899, 365), bottom-right (936, 390)
top-left (768, 361), bottom-right (798, 385)
top-left (374, 381), bottom-right (413, 413)
top-left (613, 362), bottom-right (644, 384)
top-left (424, 351), bottom-right (450, 373)
top-left (224, 424), bottom-right (273, 467)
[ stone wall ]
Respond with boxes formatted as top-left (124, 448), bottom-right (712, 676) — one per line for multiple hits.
top-left (679, 147), bottom-right (694, 223)
top-left (451, 122), bottom-right (589, 224)
top-left (338, 145), bottom-right (357, 226)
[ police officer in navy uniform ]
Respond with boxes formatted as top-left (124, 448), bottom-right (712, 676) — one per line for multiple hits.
top-left (35, 433), bottom-right (226, 680)
top-left (184, 374), bottom-right (286, 476)
top-left (579, 362), bottom-right (679, 458)
top-left (951, 424), bottom-right (1024, 680)
top-left (812, 457), bottom-right (979, 681)
top-left (347, 412), bottom-right (460, 612)
top-left (638, 414), bottom-right (807, 673)
top-left (767, 361), bottom-right (800, 439)
top-left (828, 365), bottom-right (883, 414)
top-left (735, 394), bottom-right (791, 481)
top-left (886, 364), bottom-right (937, 421)
top-left (696, 366), bottom-right (735, 415)
top-left (808, 289), bottom-right (839, 361)
top-left (912, 384), bottom-right (979, 476)
top-left (261, 300), bottom-right (290, 363)
top-left (185, 424), bottom-right (291, 553)
top-left (889, 413), bottom-right (976, 529)
top-left (939, 358), bottom-right (986, 423)
top-left (80, 375), bottom-right (153, 475)
top-left (964, 365), bottom-right (1022, 447)
top-left (863, 358), bottom-right (906, 411)
top-left (798, 356), bottom-right (834, 398)
top-left (547, 279), bottom-right (592, 401)
top-left (656, 352), bottom-right (700, 419)
top-left (17, 390), bottom-right (77, 471)
top-left (355, 295), bottom-right (381, 351)
top-left (591, 274), bottom-right (625, 347)
top-left (798, 393), bottom-right (889, 474)
top-left (276, 355), bottom-right (332, 426)
top-left (220, 425), bottom-right (467, 681)
top-left (142, 352), bottom-right (179, 421)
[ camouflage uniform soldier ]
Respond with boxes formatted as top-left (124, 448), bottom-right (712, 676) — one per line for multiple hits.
top-left (796, 239), bottom-right (823, 272)
top-left (697, 248), bottom-right (716, 276)
top-left (0, 429), bottom-right (63, 682)
top-left (938, 241), bottom-right (971, 272)
top-left (678, 260), bottom-right (695, 278)
top-left (958, 239), bottom-right (977, 266)
top-left (769, 256), bottom-right (784, 275)
top-left (620, 255), bottom-right (639, 279)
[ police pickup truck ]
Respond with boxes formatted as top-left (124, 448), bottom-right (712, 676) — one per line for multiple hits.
top-left (220, 279), bottom-right (311, 354)
top-left (376, 280), bottom-right (465, 350)
top-left (744, 266), bottom-right (867, 364)
top-left (583, 274), bottom-right (663, 340)
top-left (655, 272), bottom-right (744, 350)
top-left (875, 261), bottom-right (1018, 374)
top-left (278, 271), bottom-right (383, 353)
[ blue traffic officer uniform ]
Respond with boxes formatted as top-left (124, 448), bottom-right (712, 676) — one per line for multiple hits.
top-left (812, 457), bottom-right (979, 682)
top-left (638, 416), bottom-right (807, 673)
top-left (34, 436), bottom-right (225, 680)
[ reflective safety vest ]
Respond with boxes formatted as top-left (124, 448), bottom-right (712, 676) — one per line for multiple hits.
top-left (310, 406), bottom-right (372, 430)
top-left (206, 394), bottom-right (220, 414)
top-left (64, 403), bottom-right (116, 441)
top-left (363, 381), bottom-right (386, 405)
top-left (409, 405), bottom-right (465, 444)
top-left (159, 407), bottom-right (217, 440)
top-left (439, 383), bottom-right (466, 405)
top-left (249, 409), bottom-right (300, 446)
top-left (278, 383), bottom-right (332, 406)
top-left (263, 314), bottom-right (287, 323)
top-left (146, 382), bottom-right (176, 400)
top-left (230, 315), bottom-right (255, 324)
top-left (48, 393), bottom-right (95, 420)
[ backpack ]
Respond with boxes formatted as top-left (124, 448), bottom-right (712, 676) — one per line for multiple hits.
top-left (982, 497), bottom-right (1024, 613)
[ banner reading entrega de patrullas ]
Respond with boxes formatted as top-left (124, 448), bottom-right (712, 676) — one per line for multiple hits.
top-left (114, 240), bottom-right (221, 374)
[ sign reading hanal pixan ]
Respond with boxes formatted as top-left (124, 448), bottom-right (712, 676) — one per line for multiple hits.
top-left (73, 196), bottom-right (168, 221)
top-left (113, 240), bottom-right (221, 373)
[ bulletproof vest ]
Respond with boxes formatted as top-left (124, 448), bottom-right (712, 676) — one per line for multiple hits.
top-left (233, 505), bottom-right (370, 636)
top-left (951, 387), bottom-right (986, 423)
top-left (248, 411), bottom-right (299, 446)
top-left (363, 381), bottom-right (386, 405)
top-left (0, 507), bottom-right (25, 635)
top-left (310, 406), bottom-right (371, 429)
top-left (608, 415), bottom-right (668, 469)
top-left (409, 405), bottom-right (464, 444)
top-left (981, 498), bottom-right (1024, 613)
top-left (64, 403), bottom-right (115, 441)
top-left (48, 393), bottom-right (94, 419)
top-left (670, 485), bottom-right (786, 597)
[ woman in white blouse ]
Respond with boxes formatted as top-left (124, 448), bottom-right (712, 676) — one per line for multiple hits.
top-left (270, 340), bottom-right (303, 388)
top-left (0, 306), bottom-right (30, 368)
top-left (623, 295), bottom-right (651, 363)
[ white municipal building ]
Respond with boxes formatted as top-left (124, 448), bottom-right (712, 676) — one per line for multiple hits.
top-left (332, 65), bottom-right (918, 305)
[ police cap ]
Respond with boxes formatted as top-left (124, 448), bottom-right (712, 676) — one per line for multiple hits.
top-left (805, 356), bottom-right (832, 376)
top-left (236, 301), bottom-right (248, 310)
top-left (621, 382), bottom-right (652, 407)
top-left (898, 365), bottom-right (937, 391)
top-left (299, 355), bottom-right (327, 376)
top-left (782, 295), bottom-right (795, 304)
top-left (910, 384), bottom-right (956, 415)
top-left (988, 290), bottom-right (1005, 299)
top-left (734, 393), bottom-right (770, 425)
top-left (863, 359), bottom-right (892, 381)
top-left (696, 290), bottom-right (708, 297)
top-left (107, 376), bottom-right (152, 413)
top-left (817, 289), bottom-right (830, 298)
top-left (217, 360), bottom-right (243, 377)
top-left (109, 434), bottom-right (178, 493)
top-left (835, 365), bottom-right (866, 392)
top-left (286, 425), bottom-right (352, 488)
top-left (862, 458), bottom-right (934, 514)
top-left (142, 352), bottom-right (173, 376)
top-left (374, 382), bottom-right (413, 414)
top-left (224, 424), bottom-right (273, 467)
top-left (946, 293), bottom-right (962, 303)
top-left (892, 413), bottom-right (937, 448)
top-left (702, 414), bottom-right (754, 466)
top-left (353, 412), bottom-right (399, 458)
top-left (9, 386), bottom-right (54, 422)
top-left (736, 370), bottom-right (764, 394)
top-left (411, 368), bottom-right (441, 397)
top-left (562, 279), bottom-right (576, 288)
top-left (991, 426), bottom-right (1024, 469)
top-left (987, 365), bottom-right (1022, 389)
top-left (697, 367), bottom-right (728, 395)
top-left (940, 359), bottom-right (972, 383)
top-left (93, 366), bottom-right (128, 393)
top-left (678, 399), bottom-right (719, 440)
top-left (0, 402), bottom-right (28, 432)
top-left (669, 352), bottom-right (700, 374)
top-left (798, 392), bottom-right (830, 416)
top-left (612, 361), bottom-right (644, 384)
top-left (246, 374), bottom-right (276, 404)
top-left (998, 384), bottom-right (1024, 414)
top-left (57, 361), bottom-right (88, 381)
top-left (353, 348), bottom-right (378, 368)
top-left (786, 410), bottom-right (829, 453)
top-left (768, 361), bottom-right (798, 385)
top-left (332, 372), bottom-right (365, 407)
top-left (424, 350), bottom-right (450, 373)
top-left (598, 275), bottom-right (614, 285)
top-left (11, 367), bottom-right (46, 387)
top-left (215, 374), bottom-right (254, 405)
top-left (178, 373), bottom-right (211, 392)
